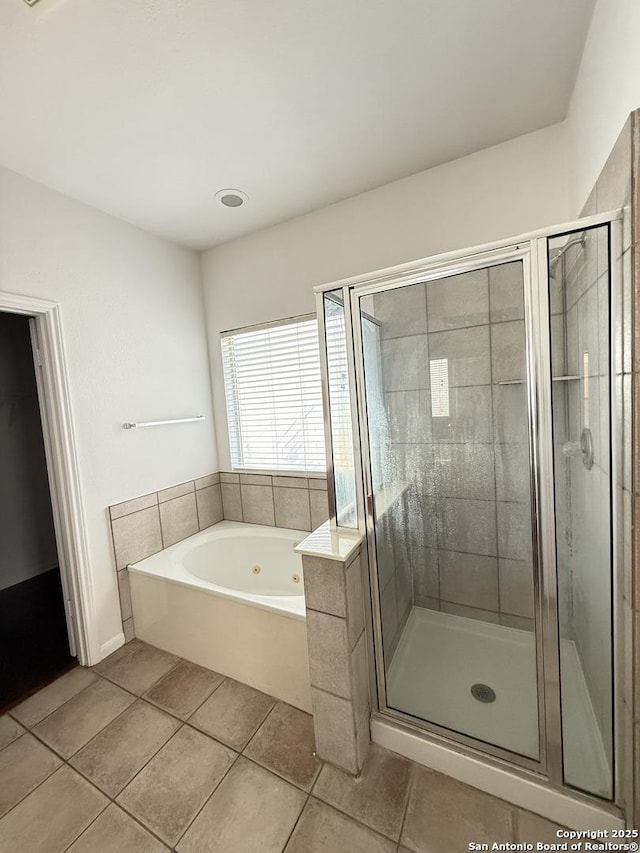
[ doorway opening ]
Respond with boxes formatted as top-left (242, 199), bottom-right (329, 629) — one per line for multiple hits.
top-left (0, 311), bottom-right (75, 710)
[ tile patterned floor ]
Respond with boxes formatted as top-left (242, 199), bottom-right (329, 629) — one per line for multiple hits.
top-left (0, 640), bottom-right (567, 852)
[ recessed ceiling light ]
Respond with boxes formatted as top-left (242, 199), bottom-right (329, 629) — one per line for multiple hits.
top-left (215, 189), bottom-right (248, 208)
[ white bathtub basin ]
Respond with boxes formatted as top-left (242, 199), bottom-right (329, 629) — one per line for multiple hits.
top-left (129, 520), bottom-right (306, 619)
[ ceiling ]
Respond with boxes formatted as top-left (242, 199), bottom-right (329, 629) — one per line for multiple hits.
top-left (0, 0), bottom-right (595, 250)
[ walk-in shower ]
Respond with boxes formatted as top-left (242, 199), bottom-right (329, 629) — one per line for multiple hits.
top-left (316, 212), bottom-right (622, 813)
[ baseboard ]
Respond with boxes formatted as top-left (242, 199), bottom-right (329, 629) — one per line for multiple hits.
top-left (98, 632), bottom-right (125, 662)
top-left (370, 717), bottom-right (624, 831)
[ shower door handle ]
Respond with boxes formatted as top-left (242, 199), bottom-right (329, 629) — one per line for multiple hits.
top-left (366, 493), bottom-right (374, 518)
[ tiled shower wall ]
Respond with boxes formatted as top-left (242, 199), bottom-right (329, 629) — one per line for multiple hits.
top-left (374, 264), bottom-right (551, 645)
top-left (108, 472), bottom-right (329, 641)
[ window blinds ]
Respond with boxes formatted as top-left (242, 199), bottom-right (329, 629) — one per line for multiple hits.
top-left (221, 316), bottom-right (326, 472)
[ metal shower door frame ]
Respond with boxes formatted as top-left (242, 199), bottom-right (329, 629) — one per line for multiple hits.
top-left (314, 209), bottom-right (623, 809)
top-left (349, 242), bottom-right (551, 777)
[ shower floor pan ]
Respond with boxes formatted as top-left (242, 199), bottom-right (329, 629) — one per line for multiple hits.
top-left (386, 606), bottom-right (611, 798)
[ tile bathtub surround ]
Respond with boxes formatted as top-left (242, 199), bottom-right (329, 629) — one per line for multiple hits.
top-left (109, 474), bottom-right (223, 570)
top-left (219, 472), bottom-right (330, 532)
top-left (0, 647), bottom-right (570, 853)
top-left (108, 474), bottom-right (223, 638)
top-left (301, 545), bottom-right (370, 775)
top-left (109, 473), bottom-right (327, 641)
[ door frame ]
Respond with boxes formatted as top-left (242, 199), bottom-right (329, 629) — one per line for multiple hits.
top-left (0, 291), bottom-right (96, 666)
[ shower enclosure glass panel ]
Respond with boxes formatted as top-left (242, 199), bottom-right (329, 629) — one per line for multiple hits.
top-left (359, 262), bottom-right (540, 759)
top-left (323, 291), bottom-right (358, 527)
top-left (547, 225), bottom-right (613, 799)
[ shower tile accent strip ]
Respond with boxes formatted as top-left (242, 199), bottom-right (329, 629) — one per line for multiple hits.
top-left (108, 472), bottom-right (329, 642)
top-left (298, 538), bottom-right (370, 776)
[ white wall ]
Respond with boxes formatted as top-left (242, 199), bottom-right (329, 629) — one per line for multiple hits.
top-left (0, 167), bottom-right (217, 657)
top-left (566, 0), bottom-right (640, 212)
top-left (202, 123), bottom-right (570, 469)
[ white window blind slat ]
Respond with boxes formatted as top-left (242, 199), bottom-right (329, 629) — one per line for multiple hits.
top-left (221, 317), bottom-right (326, 472)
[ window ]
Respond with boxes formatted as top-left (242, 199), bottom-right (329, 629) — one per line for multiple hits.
top-left (221, 316), bottom-right (326, 472)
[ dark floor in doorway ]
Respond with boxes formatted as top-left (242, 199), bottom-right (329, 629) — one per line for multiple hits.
top-left (0, 567), bottom-right (75, 712)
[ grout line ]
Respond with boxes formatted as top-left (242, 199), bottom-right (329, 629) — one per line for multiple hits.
top-left (170, 748), bottom-right (241, 849)
top-left (9, 674), bottom-right (101, 731)
top-left (95, 656), bottom-right (181, 702)
top-left (396, 760), bottom-right (416, 848)
top-left (59, 800), bottom-right (111, 853)
top-left (194, 487), bottom-right (201, 531)
top-left (182, 675), bottom-right (228, 722)
top-left (238, 481), bottom-right (245, 522)
top-left (109, 492), bottom-right (159, 522)
top-left (0, 733), bottom-right (61, 819)
top-left (240, 750), bottom-right (321, 796)
top-left (279, 791), bottom-right (310, 851)
top-left (241, 700), bottom-right (279, 755)
top-left (308, 782), bottom-right (407, 844)
top-left (380, 313), bottom-right (528, 345)
top-left (157, 503), bottom-right (165, 550)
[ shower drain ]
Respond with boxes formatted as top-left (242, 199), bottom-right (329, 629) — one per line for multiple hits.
top-left (471, 683), bottom-right (496, 703)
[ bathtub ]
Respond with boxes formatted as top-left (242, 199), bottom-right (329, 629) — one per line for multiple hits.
top-left (128, 520), bottom-right (311, 711)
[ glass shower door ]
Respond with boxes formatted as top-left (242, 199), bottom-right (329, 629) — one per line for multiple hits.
top-left (547, 223), bottom-right (614, 799)
top-left (357, 261), bottom-right (541, 761)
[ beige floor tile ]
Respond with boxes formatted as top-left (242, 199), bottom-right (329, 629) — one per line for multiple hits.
top-left (400, 765), bottom-right (515, 852)
top-left (177, 756), bottom-right (305, 853)
top-left (244, 701), bottom-right (322, 791)
top-left (34, 678), bottom-right (135, 758)
top-left (10, 667), bottom-right (96, 728)
top-left (189, 678), bottom-right (276, 750)
top-left (67, 803), bottom-right (169, 852)
top-left (514, 809), bottom-right (566, 842)
top-left (0, 733), bottom-right (61, 817)
top-left (93, 640), bottom-right (178, 695)
top-left (70, 699), bottom-right (180, 796)
top-left (0, 765), bottom-right (107, 853)
top-left (117, 725), bottom-right (235, 846)
top-left (313, 744), bottom-right (412, 841)
top-left (0, 716), bottom-right (23, 750)
top-left (144, 660), bottom-right (223, 719)
top-left (285, 798), bottom-right (396, 853)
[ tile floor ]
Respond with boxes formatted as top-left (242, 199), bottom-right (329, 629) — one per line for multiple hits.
top-left (0, 639), bottom-right (567, 852)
